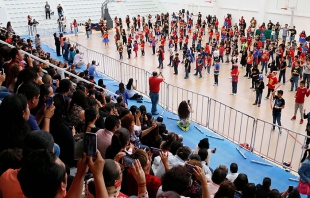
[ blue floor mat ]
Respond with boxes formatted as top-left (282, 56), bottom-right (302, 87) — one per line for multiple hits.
top-left (40, 42), bottom-right (304, 196)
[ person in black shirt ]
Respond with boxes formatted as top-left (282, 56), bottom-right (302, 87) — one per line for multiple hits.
top-left (57, 4), bottom-right (63, 19)
top-left (253, 75), bottom-right (265, 107)
top-left (267, 20), bottom-right (273, 30)
top-left (251, 64), bottom-right (259, 89)
top-left (289, 26), bottom-right (297, 44)
top-left (85, 22), bottom-right (90, 39)
top-left (271, 90), bottom-right (285, 133)
top-left (278, 57), bottom-right (287, 84)
top-left (290, 61), bottom-right (301, 91)
top-left (184, 55), bottom-right (190, 79)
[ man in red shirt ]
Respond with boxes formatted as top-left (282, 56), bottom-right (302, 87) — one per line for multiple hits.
top-left (291, 80), bottom-right (310, 124)
top-left (149, 71), bottom-right (164, 115)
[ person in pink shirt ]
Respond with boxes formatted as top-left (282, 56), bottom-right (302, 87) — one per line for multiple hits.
top-left (97, 115), bottom-right (121, 158)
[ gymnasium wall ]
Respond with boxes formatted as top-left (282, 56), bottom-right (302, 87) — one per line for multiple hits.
top-left (160, 0), bottom-right (310, 37)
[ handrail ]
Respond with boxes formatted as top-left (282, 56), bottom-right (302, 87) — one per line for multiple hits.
top-left (0, 40), bottom-right (118, 98)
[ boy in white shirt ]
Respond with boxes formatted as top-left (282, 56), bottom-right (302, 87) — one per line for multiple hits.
top-left (226, 163), bottom-right (239, 182)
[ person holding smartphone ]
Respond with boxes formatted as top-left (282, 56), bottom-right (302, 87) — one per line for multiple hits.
top-left (177, 100), bottom-right (191, 131)
top-left (0, 70), bottom-right (11, 100)
top-left (149, 71), bottom-right (164, 115)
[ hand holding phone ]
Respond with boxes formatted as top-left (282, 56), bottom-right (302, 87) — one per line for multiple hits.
top-left (185, 163), bottom-right (195, 174)
top-left (122, 156), bottom-right (135, 168)
top-left (46, 96), bottom-right (53, 109)
top-left (150, 147), bottom-right (161, 155)
top-left (84, 133), bottom-right (97, 157)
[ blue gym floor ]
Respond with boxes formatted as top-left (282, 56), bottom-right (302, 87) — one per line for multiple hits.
top-left (38, 41), bottom-right (304, 196)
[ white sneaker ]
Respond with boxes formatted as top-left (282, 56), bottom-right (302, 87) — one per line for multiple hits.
top-left (233, 93), bottom-right (236, 96)
top-left (302, 144), bottom-right (309, 149)
top-left (229, 77), bottom-right (232, 79)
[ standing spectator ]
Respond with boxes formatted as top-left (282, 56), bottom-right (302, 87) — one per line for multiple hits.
top-left (57, 4), bottom-right (63, 19)
top-left (289, 26), bottom-right (297, 44)
top-left (213, 58), bottom-right (220, 86)
top-left (45, 1), bottom-right (51, 19)
top-left (291, 80), bottom-right (310, 124)
top-left (157, 46), bottom-right (164, 69)
top-left (227, 163), bottom-right (239, 182)
top-left (251, 64), bottom-right (259, 89)
top-left (271, 90), bottom-right (285, 133)
top-left (303, 110), bottom-right (310, 149)
top-left (85, 22), bottom-right (90, 39)
top-left (149, 71), bottom-right (164, 115)
top-left (278, 57), bottom-right (287, 84)
top-left (230, 64), bottom-right (239, 96)
top-left (184, 54), bottom-right (190, 79)
top-left (73, 19), bottom-right (78, 36)
top-left (194, 53), bottom-right (203, 78)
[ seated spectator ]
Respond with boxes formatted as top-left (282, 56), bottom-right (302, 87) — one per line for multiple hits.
top-left (256, 177), bottom-right (271, 198)
top-left (115, 95), bottom-right (128, 110)
top-left (73, 49), bottom-right (85, 68)
top-left (126, 149), bottom-right (162, 198)
top-left (227, 163), bottom-right (239, 182)
top-left (42, 74), bottom-right (57, 93)
top-left (31, 84), bottom-right (54, 116)
top-left (0, 72), bottom-right (11, 100)
top-left (207, 167), bottom-right (228, 196)
top-left (68, 89), bottom-right (88, 129)
top-left (0, 94), bottom-right (30, 152)
top-left (193, 138), bottom-right (216, 167)
top-left (184, 159), bottom-right (203, 198)
top-left (141, 125), bottom-right (162, 149)
top-left (242, 183), bottom-right (256, 198)
top-left (155, 146), bottom-right (191, 178)
top-left (85, 158), bottom-right (148, 198)
top-left (198, 148), bottom-right (213, 180)
top-left (97, 115), bottom-right (121, 158)
top-left (126, 78), bottom-right (143, 100)
top-left (68, 47), bottom-right (76, 64)
top-left (98, 78), bottom-right (106, 89)
top-left (82, 106), bottom-right (100, 133)
top-left (115, 83), bottom-right (129, 106)
top-left (105, 127), bottom-right (130, 159)
top-left (0, 130), bottom-right (55, 198)
top-left (214, 180), bottom-right (236, 198)
top-left (5, 63), bottom-right (22, 93)
top-left (0, 148), bottom-right (23, 176)
top-left (18, 149), bottom-right (108, 198)
top-left (14, 67), bottom-right (42, 93)
top-left (268, 189), bottom-right (281, 198)
top-left (234, 173), bottom-right (249, 197)
top-left (121, 114), bottom-right (156, 151)
top-left (177, 100), bottom-right (191, 131)
top-left (18, 82), bottom-right (55, 132)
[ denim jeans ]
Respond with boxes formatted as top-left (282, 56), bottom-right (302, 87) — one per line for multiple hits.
top-left (255, 91), bottom-right (262, 104)
top-left (290, 36), bottom-right (295, 43)
top-left (271, 35), bottom-right (275, 41)
top-left (303, 73), bottom-right (310, 88)
top-left (246, 64), bottom-right (252, 77)
top-left (149, 92), bottom-right (159, 114)
top-left (185, 68), bottom-right (189, 78)
top-left (232, 82), bottom-right (237, 94)
top-left (194, 66), bottom-right (202, 77)
top-left (291, 75), bottom-right (299, 91)
top-left (225, 54), bottom-right (230, 62)
top-left (288, 57), bottom-right (292, 67)
top-left (158, 58), bottom-right (163, 68)
top-left (261, 61), bottom-right (267, 74)
top-left (86, 31), bottom-right (90, 38)
top-left (174, 65), bottom-right (178, 74)
top-left (74, 27), bottom-right (78, 35)
top-left (282, 36), bottom-right (287, 42)
top-left (0, 86), bottom-right (11, 100)
top-left (278, 71), bottom-right (286, 84)
top-left (54, 143), bottom-right (60, 157)
top-left (58, 12), bottom-right (62, 19)
top-left (119, 52), bottom-right (123, 59)
top-left (272, 110), bottom-right (282, 129)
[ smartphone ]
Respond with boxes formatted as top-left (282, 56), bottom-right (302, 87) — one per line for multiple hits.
top-left (188, 100), bottom-right (190, 103)
top-left (150, 147), bottom-right (162, 155)
top-left (1, 68), bottom-right (4, 74)
top-left (52, 79), bottom-right (57, 84)
top-left (46, 96), bottom-right (53, 109)
top-left (84, 133), bottom-right (97, 157)
top-left (122, 156), bottom-right (135, 168)
top-left (288, 186), bottom-right (294, 193)
top-left (185, 163), bottom-right (195, 174)
top-left (73, 133), bottom-right (84, 160)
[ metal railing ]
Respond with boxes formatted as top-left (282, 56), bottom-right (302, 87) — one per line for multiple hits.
top-left (34, 28), bottom-right (309, 172)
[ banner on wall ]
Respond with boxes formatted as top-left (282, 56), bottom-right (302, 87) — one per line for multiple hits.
top-left (0, 7), bottom-right (8, 26)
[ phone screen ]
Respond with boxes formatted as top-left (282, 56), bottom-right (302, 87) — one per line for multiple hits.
top-left (185, 163), bottom-right (195, 174)
top-left (288, 186), bottom-right (294, 192)
top-left (151, 147), bottom-right (161, 155)
top-left (188, 100), bottom-right (190, 103)
top-left (123, 156), bottom-right (135, 168)
top-left (46, 97), bottom-right (53, 109)
top-left (52, 79), bottom-right (57, 84)
top-left (73, 133), bottom-right (84, 160)
top-left (84, 133), bottom-right (97, 157)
